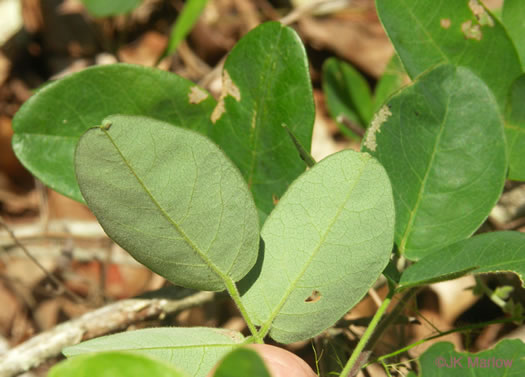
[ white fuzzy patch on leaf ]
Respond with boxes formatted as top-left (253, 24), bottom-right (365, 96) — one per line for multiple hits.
top-left (364, 105), bottom-right (392, 151)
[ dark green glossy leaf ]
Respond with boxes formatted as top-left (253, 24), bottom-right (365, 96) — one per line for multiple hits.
top-left (213, 348), bottom-right (271, 377)
top-left (241, 150), bottom-right (395, 343)
top-left (49, 352), bottom-right (187, 377)
top-left (376, 0), bottom-right (522, 110)
top-left (399, 231), bottom-right (525, 290)
top-left (210, 21), bottom-right (315, 223)
top-left (505, 74), bottom-right (525, 181)
top-left (362, 65), bottom-right (506, 260)
top-left (63, 328), bottom-right (244, 377)
top-left (322, 57), bottom-right (373, 137)
top-left (373, 54), bottom-right (407, 112)
top-left (74, 115), bottom-right (259, 291)
top-left (503, 0), bottom-right (525, 68)
top-left (417, 339), bottom-right (525, 376)
top-left (80, 0), bottom-right (142, 17)
top-left (12, 64), bottom-right (215, 202)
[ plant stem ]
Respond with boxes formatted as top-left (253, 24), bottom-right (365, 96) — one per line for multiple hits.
top-left (224, 277), bottom-right (263, 343)
top-left (339, 291), bottom-right (392, 377)
top-left (340, 287), bottom-right (419, 377)
top-left (370, 316), bottom-right (524, 365)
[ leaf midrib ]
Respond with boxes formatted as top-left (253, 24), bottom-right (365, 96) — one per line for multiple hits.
top-left (398, 96), bottom-right (451, 253)
top-left (258, 157), bottom-right (370, 336)
top-left (101, 128), bottom-right (228, 283)
top-left (246, 26), bottom-right (284, 189)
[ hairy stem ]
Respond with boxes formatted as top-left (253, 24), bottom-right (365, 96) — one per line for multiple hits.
top-left (224, 278), bottom-right (263, 343)
top-left (340, 291), bottom-right (393, 377)
top-left (340, 287), bottom-right (419, 377)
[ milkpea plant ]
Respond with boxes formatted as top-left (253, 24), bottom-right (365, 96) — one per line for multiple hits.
top-left (11, 1), bottom-right (525, 376)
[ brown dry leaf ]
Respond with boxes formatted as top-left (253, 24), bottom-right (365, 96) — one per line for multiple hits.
top-left (408, 310), bottom-right (462, 357)
top-left (0, 116), bottom-right (32, 186)
top-left (6, 257), bottom-right (57, 291)
top-left (431, 275), bottom-right (479, 324)
top-left (298, 6), bottom-right (394, 77)
top-left (47, 189), bottom-right (95, 220)
top-left (118, 31), bottom-right (168, 68)
top-left (0, 282), bottom-right (20, 336)
top-left (0, 52), bottom-right (10, 86)
top-left (33, 299), bottom-right (60, 331)
top-left (311, 90), bottom-right (350, 161)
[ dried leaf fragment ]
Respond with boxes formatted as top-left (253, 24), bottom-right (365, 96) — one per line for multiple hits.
top-left (440, 18), bottom-right (451, 29)
top-left (211, 70), bottom-right (241, 123)
top-left (468, 0), bottom-right (494, 27)
top-left (462, 20), bottom-right (482, 41)
top-left (188, 86), bottom-right (209, 104)
top-left (364, 105), bottom-right (392, 151)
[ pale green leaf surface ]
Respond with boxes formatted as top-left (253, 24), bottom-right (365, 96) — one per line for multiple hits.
top-left (362, 65), bottom-right (507, 260)
top-left (12, 64), bottom-right (215, 202)
top-left (80, 0), bottom-right (142, 17)
top-left (210, 22), bottom-right (315, 223)
top-left (50, 352), bottom-right (187, 377)
top-left (162, 0), bottom-right (208, 59)
top-left (399, 231), bottom-right (525, 290)
top-left (505, 74), bottom-right (525, 181)
top-left (63, 328), bottom-right (243, 377)
top-left (240, 150), bottom-right (395, 344)
top-left (213, 348), bottom-right (271, 377)
top-left (74, 115), bottom-right (259, 291)
top-left (376, 0), bottom-right (522, 110)
top-left (417, 339), bottom-right (525, 376)
top-left (503, 0), bottom-right (525, 68)
top-left (322, 57), bottom-right (374, 137)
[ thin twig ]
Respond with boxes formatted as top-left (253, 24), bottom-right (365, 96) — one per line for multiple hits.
top-left (336, 115), bottom-right (366, 138)
top-left (0, 217), bottom-right (83, 303)
top-left (0, 290), bottom-right (215, 377)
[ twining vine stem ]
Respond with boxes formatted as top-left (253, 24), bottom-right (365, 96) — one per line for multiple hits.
top-left (370, 316), bottom-right (524, 366)
top-left (340, 287), bottom-right (419, 377)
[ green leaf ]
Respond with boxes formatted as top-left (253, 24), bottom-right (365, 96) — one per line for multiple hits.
top-left (12, 64), bottom-right (215, 202)
top-left (322, 57), bottom-right (374, 137)
top-left (503, 0), bottom-right (525, 68)
top-left (373, 54), bottom-right (407, 112)
top-left (74, 115), bottom-right (259, 291)
top-left (376, 0), bottom-right (522, 110)
top-left (80, 0), bottom-right (142, 17)
top-left (213, 348), bottom-right (271, 377)
top-left (50, 352), bottom-right (187, 377)
top-left (240, 150), bottom-right (395, 344)
top-left (210, 22), bottom-right (315, 223)
top-left (398, 231), bottom-right (525, 290)
top-left (63, 328), bottom-right (244, 377)
top-left (362, 65), bottom-right (507, 260)
top-left (417, 339), bottom-right (525, 376)
top-left (160, 0), bottom-right (209, 61)
top-left (505, 74), bottom-right (525, 181)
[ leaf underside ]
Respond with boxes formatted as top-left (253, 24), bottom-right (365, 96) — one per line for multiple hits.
top-left (74, 115), bottom-right (259, 291)
top-left (63, 327), bottom-right (244, 377)
top-left (241, 150), bottom-right (395, 344)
